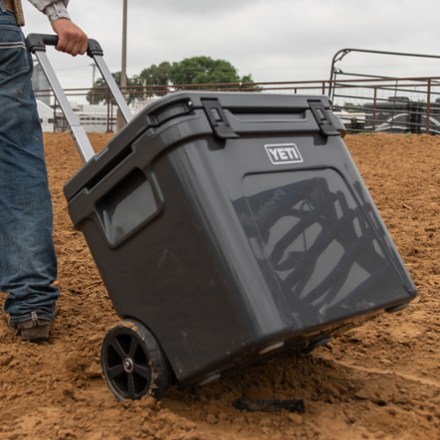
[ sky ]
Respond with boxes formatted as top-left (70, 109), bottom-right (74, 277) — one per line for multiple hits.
top-left (22, 0), bottom-right (440, 90)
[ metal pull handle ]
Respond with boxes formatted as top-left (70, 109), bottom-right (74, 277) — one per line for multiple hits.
top-left (25, 33), bottom-right (133, 163)
top-left (26, 33), bottom-right (103, 57)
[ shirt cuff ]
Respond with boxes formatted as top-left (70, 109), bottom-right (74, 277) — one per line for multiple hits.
top-left (44, 2), bottom-right (71, 23)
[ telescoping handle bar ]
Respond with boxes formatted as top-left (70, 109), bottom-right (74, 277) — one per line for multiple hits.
top-left (26, 33), bottom-right (133, 163)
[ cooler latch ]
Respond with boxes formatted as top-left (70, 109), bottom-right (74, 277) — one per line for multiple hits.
top-left (201, 98), bottom-right (239, 139)
top-left (308, 99), bottom-right (339, 136)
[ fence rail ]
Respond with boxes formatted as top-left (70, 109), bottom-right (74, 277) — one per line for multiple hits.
top-left (34, 75), bottom-right (440, 134)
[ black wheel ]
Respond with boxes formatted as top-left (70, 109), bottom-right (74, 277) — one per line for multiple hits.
top-left (101, 319), bottom-right (171, 400)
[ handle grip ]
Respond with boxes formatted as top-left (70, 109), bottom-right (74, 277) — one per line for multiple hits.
top-left (26, 33), bottom-right (103, 58)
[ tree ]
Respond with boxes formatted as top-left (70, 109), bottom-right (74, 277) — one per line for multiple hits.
top-left (169, 56), bottom-right (242, 85)
top-left (139, 56), bottom-right (258, 94)
top-left (138, 62), bottom-right (172, 97)
top-left (87, 71), bottom-right (142, 105)
top-left (87, 57), bottom-right (259, 103)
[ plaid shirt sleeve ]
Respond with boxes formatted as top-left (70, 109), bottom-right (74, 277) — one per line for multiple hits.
top-left (27, 0), bottom-right (70, 23)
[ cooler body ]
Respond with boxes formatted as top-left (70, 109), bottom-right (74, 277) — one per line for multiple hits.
top-left (64, 92), bottom-right (416, 384)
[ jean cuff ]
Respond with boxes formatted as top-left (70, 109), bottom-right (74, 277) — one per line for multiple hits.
top-left (8, 311), bottom-right (54, 327)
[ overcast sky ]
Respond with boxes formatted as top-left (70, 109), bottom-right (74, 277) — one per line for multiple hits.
top-left (22, 0), bottom-right (440, 89)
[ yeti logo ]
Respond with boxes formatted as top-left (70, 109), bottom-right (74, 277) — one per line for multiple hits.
top-left (264, 143), bottom-right (303, 165)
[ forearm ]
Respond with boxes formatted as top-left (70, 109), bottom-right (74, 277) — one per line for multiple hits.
top-left (27, 0), bottom-right (70, 22)
top-left (26, 0), bottom-right (87, 56)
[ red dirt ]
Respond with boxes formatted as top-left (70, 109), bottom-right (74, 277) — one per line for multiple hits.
top-left (0, 133), bottom-right (438, 440)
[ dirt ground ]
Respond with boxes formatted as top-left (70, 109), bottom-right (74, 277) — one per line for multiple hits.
top-left (0, 132), bottom-right (439, 440)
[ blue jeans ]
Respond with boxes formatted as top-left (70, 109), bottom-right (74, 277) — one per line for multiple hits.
top-left (0, 8), bottom-right (59, 326)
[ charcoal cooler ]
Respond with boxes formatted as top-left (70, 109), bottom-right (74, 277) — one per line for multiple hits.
top-left (27, 34), bottom-right (416, 401)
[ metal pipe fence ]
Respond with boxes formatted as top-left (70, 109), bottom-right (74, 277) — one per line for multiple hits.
top-left (34, 76), bottom-right (440, 134)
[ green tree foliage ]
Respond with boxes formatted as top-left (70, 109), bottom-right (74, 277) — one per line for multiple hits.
top-left (138, 62), bottom-right (172, 96)
top-left (138, 56), bottom-right (258, 95)
top-left (87, 57), bottom-right (258, 103)
top-left (170, 56), bottom-right (243, 84)
top-left (87, 71), bottom-right (142, 105)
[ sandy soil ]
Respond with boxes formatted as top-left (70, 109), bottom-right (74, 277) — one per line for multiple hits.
top-left (0, 132), bottom-right (438, 440)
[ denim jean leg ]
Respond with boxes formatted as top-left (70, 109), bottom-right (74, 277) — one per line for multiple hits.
top-left (0, 15), bottom-right (59, 326)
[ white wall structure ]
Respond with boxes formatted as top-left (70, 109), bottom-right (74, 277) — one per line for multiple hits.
top-left (36, 100), bottom-right (56, 132)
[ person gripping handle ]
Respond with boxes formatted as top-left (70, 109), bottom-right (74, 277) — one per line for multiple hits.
top-left (4, 0), bottom-right (87, 54)
top-left (0, 0), bottom-right (87, 341)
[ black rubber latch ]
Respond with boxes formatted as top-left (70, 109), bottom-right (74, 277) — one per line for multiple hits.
top-left (201, 98), bottom-right (239, 139)
top-left (308, 99), bottom-right (339, 136)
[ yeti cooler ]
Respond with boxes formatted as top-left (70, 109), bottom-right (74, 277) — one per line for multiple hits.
top-left (64, 91), bottom-right (416, 386)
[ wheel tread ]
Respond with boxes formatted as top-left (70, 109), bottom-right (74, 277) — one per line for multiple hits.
top-left (101, 319), bottom-right (171, 400)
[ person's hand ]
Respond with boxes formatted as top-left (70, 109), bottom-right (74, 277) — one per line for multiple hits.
top-left (51, 18), bottom-right (88, 56)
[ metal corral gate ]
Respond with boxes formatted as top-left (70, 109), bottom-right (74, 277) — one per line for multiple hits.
top-left (328, 48), bottom-right (440, 134)
top-left (32, 48), bottom-right (440, 134)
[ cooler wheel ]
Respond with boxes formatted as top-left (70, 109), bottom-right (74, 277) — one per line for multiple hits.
top-left (100, 319), bottom-right (171, 400)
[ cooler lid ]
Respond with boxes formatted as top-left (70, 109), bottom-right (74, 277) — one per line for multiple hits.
top-left (64, 92), bottom-right (344, 201)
